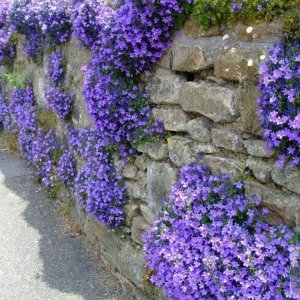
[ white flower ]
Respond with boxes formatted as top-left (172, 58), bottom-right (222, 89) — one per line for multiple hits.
top-left (231, 48), bottom-right (236, 53)
top-left (223, 34), bottom-right (230, 40)
top-left (246, 26), bottom-right (253, 34)
top-left (247, 59), bottom-right (254, 67)
top-left (260, 55), bottom-right (266, 60)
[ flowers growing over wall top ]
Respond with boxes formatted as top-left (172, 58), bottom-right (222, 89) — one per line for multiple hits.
top-left (257, 40), bottom-right (300, 168)
top-left (10, 0), bottom-right (72, 61)
top-left (0, 1), bottom-right (16, 65)
top-left (144, 163), bottom-right (296, 300)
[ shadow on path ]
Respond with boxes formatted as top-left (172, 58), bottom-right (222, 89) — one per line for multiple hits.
top-left (0, 150), bottom-right (140, 300)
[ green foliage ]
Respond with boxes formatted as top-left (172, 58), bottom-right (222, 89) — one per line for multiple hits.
top-left (0, 132), bottom-right (18, 153)
top-left (1, 72), bottom-right (27, 89)
top-left (46, 180), bottom-right (62, 199)
top-left (36, 108), bottom-right (58, 132)
top-left (58, 198), bottom-right (74, 216)
top-left (191, 0), bottom-right (300, 37)
top-left (191, 0), bottom-right (232, 30)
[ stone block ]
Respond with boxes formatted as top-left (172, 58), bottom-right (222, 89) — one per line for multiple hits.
top-left (135, 155), bottom-right (150, 171)
top-left (245, 182), bottom-right (300, 226)
top-left (272, 167), bottom-right (300, 195)
top-left (122, 164), bottom-right (138, 179)
top-left (192, 143), bottom-right (219, 154)
top-left (202, 155), bottom-right (245, 176)
top-left (147, 69), bottom-right (186, 105)
top-left (123, 202), bottom-right (140, 227)
top-left (183, 19), bottom-right (220, 38)
top-left (167, 136), bottom-right (194, 167)
top-left (147, 162), bottom-right (178, 212)
top-left (140, 204), bottom-right (155, 224)
top-left (125, 180), bottom-right (147, 201)
top-left (152, 106), bottom-right (188, 132)
top-left (244, 139), bottom-right (274, 158)
top-left (214, 40), bottom-right (280, 81)
top-left (137, 142), bottom-right (169, 161)
top-left (180, 82), bottom-right (239, 123)
top-left (186, 117), bottom-right (212, 142)
top-left (246, 157), bottom-right (272, 183)
top-left (171, 35), bottom-right (223, 72)
top-left (131, 216), bottom-right (150, 245)
top-left (212, 128), bottom-right (244, 152)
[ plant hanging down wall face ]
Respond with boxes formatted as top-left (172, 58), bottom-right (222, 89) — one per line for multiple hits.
top-left (258, 40), bottom-right (300, 168)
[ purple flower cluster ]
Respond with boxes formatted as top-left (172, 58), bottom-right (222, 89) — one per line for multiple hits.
top-left (45, 50), bottom-right (73, 120)
top-left (45, 86), bottom-right (74, 120)
top-left (10, 0), bottom-right (72, 60)
top-left (144, 163), bottom-right (294, 300)
top-left (46, 50), bottom-right (65, 84)
top-left (0, 0), bottom-right (16, 64)
top-left (257, 40), bottom-right (300, 168)
top-left (70, 128), bottom-right (128, 229)
top-left (56, 149), bottom-right (76, 188)
top-left (71, 0), bottom-right (115, 48)
top-left (0, 94), bottom-right (14, 131)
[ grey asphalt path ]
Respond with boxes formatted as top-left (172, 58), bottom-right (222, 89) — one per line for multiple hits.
top-left (0, 145), bottom-right (144, 300)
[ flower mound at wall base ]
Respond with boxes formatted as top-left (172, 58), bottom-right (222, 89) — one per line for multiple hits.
top-left (144, 163), bottom-right (294, 300)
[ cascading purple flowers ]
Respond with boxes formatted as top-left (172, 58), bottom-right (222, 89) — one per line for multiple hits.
top-left (144, 163), bottom-right (295, 300)
top-left (71, 0), bottom-right (115, 48)
top-left (56, 149), bottom-right (76, 188)
top-left (257, 40), bottom-right (300, 168)
top-left (45, 50), bottom-right (74, 120)
top-left (45, 86), bottom-right (74, 120)
top-left (70, 128), bottom-right (128, 229)
top-left (10, 0), bottom-right (72, 60)
top-left (0, 0), bottom-right (16, 64)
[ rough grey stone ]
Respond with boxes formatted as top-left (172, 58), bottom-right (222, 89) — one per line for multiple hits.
top-left (125, 181), bottom-right (147, 201)
top-left (192, 143), bottom-right (219, 154)
top-left (214, 40), bottom-right (280, 81)
top-left (131, 216), bottom-right (150, 245)
top-left (134, 155), bottom-right (150, 171)
top-left (147, 69), bottom-right (186, 105)
top-left (212, 128), bottom-right (244, 152)
top-left (167, 136), bottom-right (194, 166)
top-left (140, 204), bottom-right (155, 224)
top-left (271, 167), bottom-right (300, 195)
top-left (236, 84), bottom-right (261, 135)
top-left (123, 202), bottom-right (140, 227)
top-left (180, 82), bottom-right (239, 123)
top-left (115, 240), bottom-right (147, 289)
top-left (137, 142), bottom-right (169, 161)
top-left (147, 162), bottom-right (178, 212)
top-left (171, 35), bottom-right (223, 72)
top-left (136, 171), bottom-right (147, 188)
top-left (245, 182), bottom-right (300, 226)
top-left (186, 117), bottom-right (212, 142)
top-left (202, 155), bottom-right (245, 176)
top-left (122, 164), bottom-right (138, 179)
top-left (152, 106), bottom-right (188, 132)
top-left (244, 139), bottom-right (274, 158)
top-left (246, 157), bottom-right (272, 183)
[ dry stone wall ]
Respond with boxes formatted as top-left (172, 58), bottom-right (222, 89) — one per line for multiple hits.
top-left (2, 19), bottom-right (300, 295)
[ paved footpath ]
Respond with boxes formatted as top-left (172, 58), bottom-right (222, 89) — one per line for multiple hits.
top-left (0, 144), bottom-right (145, 300)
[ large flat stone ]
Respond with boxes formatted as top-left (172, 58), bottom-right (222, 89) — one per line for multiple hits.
top-left (171, 35), bottom-right (223, 72)
top-left (245, 182), bottom-right (300, 226)
top-left (214, 40), bottom-right (280, 81)
top-left (137, 142), bottom-right (169, 161)
top-left (186, 117), bottom-right (212, 142)
top-left (246, 157), bottom-right (273, 183)
top-left (147, 69), bottom-right (186, 105)
top-left (212, 128), bottom-right (244, 152)
top-left (152, 106), bottom-right (188, 132)
top-left (202, 155), bottom-right (245, 176)
top-left (147, 162), bottom-right (178, 212)
top-left (180, 82), bottom-right (239, 123)
top-left (244, 139), bottom-right (274, 158)
top-left (167, 136), bottom-right (194, 167)
top-left (272, 167), bottom-right (300, 195)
